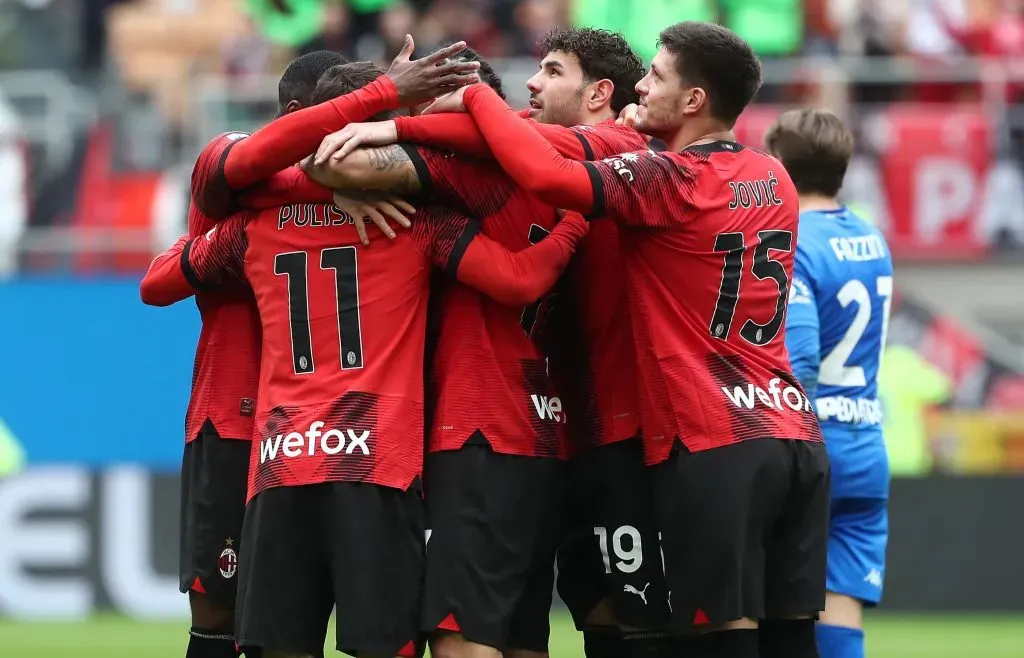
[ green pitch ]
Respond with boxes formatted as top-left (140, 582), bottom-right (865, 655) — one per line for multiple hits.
top-left (0, 612), bottom-right (1021, 657)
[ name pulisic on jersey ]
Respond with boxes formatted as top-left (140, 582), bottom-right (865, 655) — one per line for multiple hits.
top-left (277, 203), bottom-right (357, 230)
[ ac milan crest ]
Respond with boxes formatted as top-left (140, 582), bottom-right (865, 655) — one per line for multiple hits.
top-left (218, 546), bottom-right (238, 579)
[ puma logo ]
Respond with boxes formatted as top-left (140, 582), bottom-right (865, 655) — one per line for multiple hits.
top-left (623, 582), bottom-right (650, 605)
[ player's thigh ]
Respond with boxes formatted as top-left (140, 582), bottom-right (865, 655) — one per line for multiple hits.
top-left (235, 485), bottom-right (333, 655)
top-left (652, 439), bottom-right (794, 631)
top-left (764, 440), bottom-right (831, 619)
top-left (558, 439), bottom-right (669, 630)
top-left (179, 430), bottom-right (250, 614)
top-left (325, 481), bottom-right (426, 658)
top-left (422, 446), bottom-right (561, 650)
top-left (824, 496), bottom-right (888, 608)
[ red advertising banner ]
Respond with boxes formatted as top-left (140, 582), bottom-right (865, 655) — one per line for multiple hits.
top-left (734, 104), bottom-right (1024, 259)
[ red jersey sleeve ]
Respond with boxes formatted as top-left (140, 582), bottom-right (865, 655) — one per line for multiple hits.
top-left (140, 235), bottom-right (191, 306)
top-left (460, 83), bottom-right (700, 227)
top-left (408, 207), bottom-right (588, 306)
top-left (182, 214), bottom-right (252, 292)
top-left (408, 206), bottom-right (480, 272)
top-left (192, 78), bottom-right (399, 219)
top-left (394, 113), bottom-right (609, 160)
top-left (239, 166), bottom-right (333, 209)
top-left (460, 84), bottom-right (596, 214)
top-left (455, 211), bottom-right (589, 305)
top-left (581, 149), bottom-right (700, 228)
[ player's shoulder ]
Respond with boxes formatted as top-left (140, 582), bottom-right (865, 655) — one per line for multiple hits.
top-left (206, 209), bottom-right (255, 237)
top-left (578, 120), bottom-right (649, 152)
top-left (197, 131), bottom-right (250, 163)
top-left (192, 131), bottom-right (251, 217)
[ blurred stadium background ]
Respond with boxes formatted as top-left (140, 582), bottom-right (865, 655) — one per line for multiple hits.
top-left (1, 0), bottom-right (1024, 655)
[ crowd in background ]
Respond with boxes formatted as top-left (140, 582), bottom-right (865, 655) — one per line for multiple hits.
top-left (2, 0), bottom-right (1024, 96)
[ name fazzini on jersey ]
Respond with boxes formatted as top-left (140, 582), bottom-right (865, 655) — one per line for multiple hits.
top-left (828, 234), bottom-right (887, 263)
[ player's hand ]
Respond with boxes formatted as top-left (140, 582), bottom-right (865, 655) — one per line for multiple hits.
top-left (387, 36), bottom-right (480, 107)
top-left (420, 86), bottom-right (469, 116)
top-left (333, 191), bottom-right (415, 245)
top-left (616, 103), bottom-right (640, 128)
top-left (557, 209), bottom-right (590, 241)
top-left (314, 121), bottom-right (399, 166)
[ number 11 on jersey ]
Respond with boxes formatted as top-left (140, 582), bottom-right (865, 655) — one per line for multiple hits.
top-left (274, 247), bottom-right (365, 375)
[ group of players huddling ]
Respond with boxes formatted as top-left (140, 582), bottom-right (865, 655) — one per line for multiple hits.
top-left (142, 18), bottom-right (892, 658)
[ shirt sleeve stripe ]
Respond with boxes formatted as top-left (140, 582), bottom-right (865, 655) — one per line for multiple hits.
top-left (444, 217), bottom-right (482, 276)
top-left (180, 238), bottom-right (205, 290)
top-left (215, 138), bottom-right (241, 189)
top-left (581, 161), bottom-right (606, 220)
top-left (574, 131), bottom-right (595, 161)
top-left (399, 143), bottom-right (434, 199)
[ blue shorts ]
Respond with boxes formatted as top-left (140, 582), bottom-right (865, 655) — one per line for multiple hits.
top-left (826, 496), bottom-right (887, 605)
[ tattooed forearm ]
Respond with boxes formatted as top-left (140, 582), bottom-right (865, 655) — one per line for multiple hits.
top-left (366, 145), bottom-right (410, 172)
top-left (308, 145), bottom-right (422, 195)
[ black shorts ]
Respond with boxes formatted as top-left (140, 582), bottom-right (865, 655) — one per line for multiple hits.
top-left (556, 438), bottom-right (670, 630)
top-left (653, 439), bottom-right (830, 632)
top-left (235, 481), bottom-right (425, 657)
top-left (179, 429), bottom-right (250, 608)
top-left (422, 445), bottom-right (562, 652)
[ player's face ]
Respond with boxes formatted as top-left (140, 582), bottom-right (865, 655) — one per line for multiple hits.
top-left (526, 51), bottom-right (587, 127)
top-left (634, 48), bottom-right (697, 138)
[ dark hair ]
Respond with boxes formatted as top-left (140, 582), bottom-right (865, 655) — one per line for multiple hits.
top-left (657, 22), bottom-right (762, 126)
top-left (278, 50), bottom-right (349, 112)
top-left (310, 62), bottom-right (399, 121)
top-left (764, 108), bottom-right (854, 197)
top-left (539, 26), bottom-right (644, 113)
top-left (443, 45), bottom-right (505, 100)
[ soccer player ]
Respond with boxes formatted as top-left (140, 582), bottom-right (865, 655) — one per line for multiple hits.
top-left (414, 22), bottom-right (830, 658)
top-left (165, 49), bottom-right (346, 658)
top-left (317, 27), bottom-right (675, 658)
top-left (144, 40), bottom-right (479, 658)
top-left (144, 158), bottom-right (589, 658)
top-left (766, 109), bottom-right (893, 658)
top-left (301, 50), bottom-right (592, 658)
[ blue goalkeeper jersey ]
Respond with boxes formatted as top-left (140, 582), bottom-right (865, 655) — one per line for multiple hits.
top-left (786, 207), bottom-right (894, 435)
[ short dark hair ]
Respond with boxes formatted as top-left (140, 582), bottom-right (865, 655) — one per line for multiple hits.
top-left (539, 26), bottom-right (644, 113)
top-left (311, 62), bottom-right (399, 121)
top-left (278, 50), bottom-right (349, 111)
top-left (444, 45), bottom-right (505, 100)
top-left (657, 22), bottom-right (762, 126)
top-left (764, 108), bottom-right (854, 197)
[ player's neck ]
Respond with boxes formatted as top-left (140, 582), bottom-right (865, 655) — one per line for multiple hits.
top-left (799, 195), bottom-right (842, 213)
top-left (579, 107), bottom-right (615, 127)
top-left (668, 120), bottom-right (735, 153)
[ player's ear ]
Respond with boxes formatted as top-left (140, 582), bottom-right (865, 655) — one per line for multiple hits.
top-left (586, 79), bottom-right (614, 113)
top-left (682, 86), bottom-right (708, 117)
top-left (284, 99), bottom-right (303, 115)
